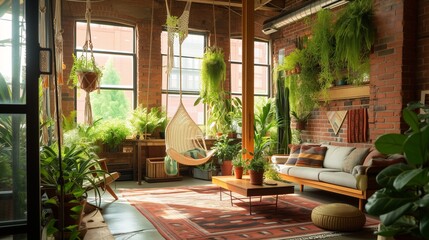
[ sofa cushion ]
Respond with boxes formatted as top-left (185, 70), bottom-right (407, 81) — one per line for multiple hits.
top-left (288, 167), bottom-right (339, 181)
top-left (319, 171), bottom-right (359, 189)
top-left (285, 144), bottom-right (301, 165)
top-left (296, 146), bottom-right (328, 168)
top-left (323, 145), bottom-right (355, 170)
top-left (363, 148), bottom-right (386, 166)
top-left (271, 155), bottom-right (289, 164)
top-left (342, 147), bottom-right (370, 173)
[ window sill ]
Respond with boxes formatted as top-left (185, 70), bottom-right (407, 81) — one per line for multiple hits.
top-left (322, 84), bottom-right (370, 101)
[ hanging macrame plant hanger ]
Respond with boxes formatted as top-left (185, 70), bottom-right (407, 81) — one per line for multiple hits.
top-left (80, 0), bottom-right (100, 125)
top-left (163, 0), bottom-right (216, 175)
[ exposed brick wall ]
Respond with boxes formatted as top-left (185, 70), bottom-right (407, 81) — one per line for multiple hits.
top-left (60, 0), bottom-right (271, 116)
top-left (59, 0), bottom-right (428, 148)
top-left (271, 0), bottom-right (416, 147)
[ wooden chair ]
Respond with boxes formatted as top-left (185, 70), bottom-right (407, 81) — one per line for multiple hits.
top-left (85, 158), bottom-right (120, 201)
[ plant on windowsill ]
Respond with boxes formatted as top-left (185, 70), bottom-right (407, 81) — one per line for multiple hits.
top-left (130, 106), bottom-right (165, 139)
top-left (365, 102), bottom-right (429, 239)
top-left (69, 54), bottom-right (103, 92)
top-left (93, 119), bottom-right (131, 152)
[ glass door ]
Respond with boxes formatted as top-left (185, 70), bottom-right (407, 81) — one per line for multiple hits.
top-left (0, 0), bottom-right (40, 238)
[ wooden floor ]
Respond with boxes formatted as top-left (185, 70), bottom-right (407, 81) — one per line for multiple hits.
top-left (83, 210), bottom-right (114, 240)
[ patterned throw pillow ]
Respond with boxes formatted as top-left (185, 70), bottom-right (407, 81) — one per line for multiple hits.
top-left (183, 148), bottom-right (206, 159)
top-left (284, 144), bottom-right (302, 165)
top-left (296, 145), bottom-right (328, 168)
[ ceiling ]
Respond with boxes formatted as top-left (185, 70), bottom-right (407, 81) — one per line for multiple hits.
top-left (175, 0), bottom-right (286, 12)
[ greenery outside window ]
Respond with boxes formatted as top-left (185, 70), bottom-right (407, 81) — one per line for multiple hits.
top-left (75, 21), bottom-right (136, 122)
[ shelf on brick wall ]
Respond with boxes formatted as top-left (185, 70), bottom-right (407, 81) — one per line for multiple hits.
top-left (322, 84), bottom-right (370, 101)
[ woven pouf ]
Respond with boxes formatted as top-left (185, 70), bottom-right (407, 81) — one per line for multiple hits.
top-left (311, 203), bottom-right (366, 231)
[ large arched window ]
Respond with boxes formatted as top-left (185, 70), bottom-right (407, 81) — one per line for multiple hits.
top-left (74, 21), bottom-right (136, 122)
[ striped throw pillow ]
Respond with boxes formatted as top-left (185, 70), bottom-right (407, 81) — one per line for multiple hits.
top-left (285, 144), bottom-right (302, 165)
top-left (296, 145), bottom-right (328, 168)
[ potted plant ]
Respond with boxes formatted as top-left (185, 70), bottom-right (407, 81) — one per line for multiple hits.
top-left (94, 119), bottom-right (131, 152)
top-left (130, 106), bottom-right (164, 139)
top-left (195, 46), bottom-right (229, 137)
top-left (246, 156), bottom-right (268, 185)
top-left (193, 160), bottom-right (217, 181)
top-left (40, 143), bottom-right (108, 239)
top-left (69, 54), bottom-right (103, 92)
top-left (213, 134), bottom-right (241, 175)
top-left (232, 153), bottom-right (246, 179)
top-left (291, 111), bottom-right (311, 131)
top-left (365, 102), bottom-right (429, 239)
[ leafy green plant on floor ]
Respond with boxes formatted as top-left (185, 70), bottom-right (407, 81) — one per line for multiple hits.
top-left (365, 102), bottom-right (429, 239)
top-left (275, 70), bottom-right (292, 154)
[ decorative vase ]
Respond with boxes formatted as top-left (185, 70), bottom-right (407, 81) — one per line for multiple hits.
top-left (249, 169), bottom-right (264, 185)
top-left (234, 166), bottom-right (243, 179)
top-left (221, 160), bottom-right (233, 176)
top-left (78, 71), bottom-right (99, 92)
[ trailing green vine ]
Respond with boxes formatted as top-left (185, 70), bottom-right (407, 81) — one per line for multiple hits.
top-left (199, 46), bottom-right (226, 102)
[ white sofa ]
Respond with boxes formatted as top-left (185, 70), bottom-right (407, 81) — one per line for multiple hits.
top-left (272, 145), bottom-right (402, 211)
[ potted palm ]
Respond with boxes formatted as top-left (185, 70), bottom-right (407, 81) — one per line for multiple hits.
top-left (365, 102), bottom-right (429, 239)
top-left (69, 54), bottom-right (103, 92)
top-left (40, 143), bottom-right (108, 239)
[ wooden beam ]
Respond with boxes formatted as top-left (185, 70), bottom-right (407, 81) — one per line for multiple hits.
top-left (176, 0), bottom-right (279, 11)
top-left (242, 0), bottom-right (254, 158)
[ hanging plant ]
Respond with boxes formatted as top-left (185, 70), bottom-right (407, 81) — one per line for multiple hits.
top-left (199, 46), bottom-right (226, 102)
top-left (334, 0), bottom-right (375, 71)
top-left (307, 9), bottom-right (337, 93)
top-left (69, 54), bottom-right (102, 92)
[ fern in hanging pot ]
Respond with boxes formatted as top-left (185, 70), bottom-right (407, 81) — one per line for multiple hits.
top-left (334, 0), bottom-right (375, 76)
top-left (200, 46), bottom-right (226, 102)
top-left (69, 54), bottom-right (103, 92)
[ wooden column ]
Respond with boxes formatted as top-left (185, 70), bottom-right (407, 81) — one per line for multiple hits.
top-left (242, 1), bottom-right (254, 158)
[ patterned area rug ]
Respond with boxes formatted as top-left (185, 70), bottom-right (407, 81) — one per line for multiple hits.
top-left (121, 185), bottom-right (378, 240)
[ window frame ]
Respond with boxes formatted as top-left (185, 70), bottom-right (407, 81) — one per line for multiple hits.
top-left (73, 20), bottom-right (137, 119)
top-left (161, 30), bottom-right (208, 125)
top-left (229, 38), bottom-right (271, 99)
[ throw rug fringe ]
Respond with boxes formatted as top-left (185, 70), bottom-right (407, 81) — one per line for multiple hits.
top-left (121, 185), bottom-right (378, 240)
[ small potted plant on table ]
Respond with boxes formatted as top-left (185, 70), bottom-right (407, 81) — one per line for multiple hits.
top-left (213, 135), bottom-right (241, 176)
top-left (232, 154), bottom-right (246, 179)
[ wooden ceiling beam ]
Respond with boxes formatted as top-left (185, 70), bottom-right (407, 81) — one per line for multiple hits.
top-left (175, 0), bottom-right (279, 11)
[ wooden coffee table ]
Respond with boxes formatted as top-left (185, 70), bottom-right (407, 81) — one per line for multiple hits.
top-left (212, 175), bottom-right (294, 214)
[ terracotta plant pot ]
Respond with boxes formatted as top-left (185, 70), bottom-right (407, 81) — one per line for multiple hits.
top-left (234, 166), bottom-right (243, 179)
top-left (78, 71), bottom-right (99, 92)
top-left (221, 160), bottom-right (233, 176)
top-left (295, 121), bottom-right (306, 130)
top-left (249, 169), bottom-right (264, 185)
